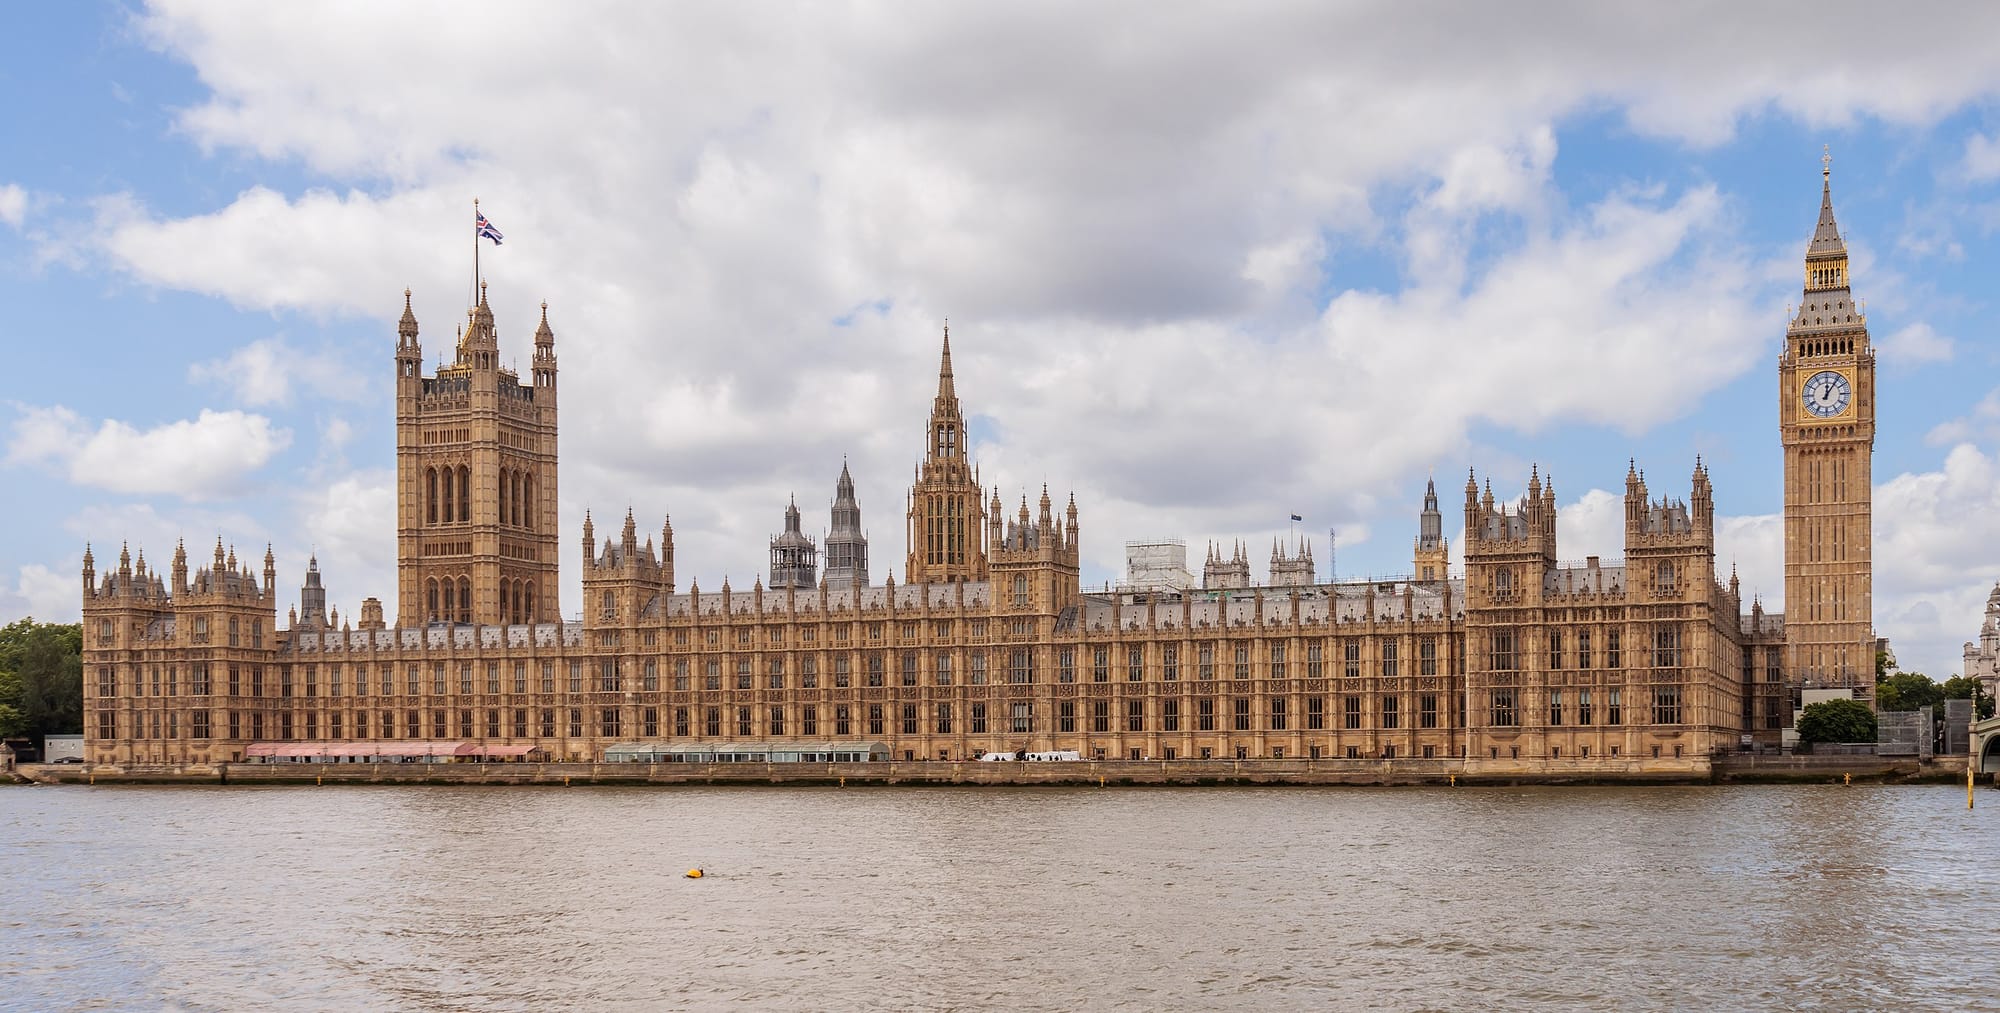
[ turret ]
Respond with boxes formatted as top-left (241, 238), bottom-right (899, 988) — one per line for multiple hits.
top-left (395, 288), bottom-right (423, 389)
top-left (532, 300), bottom-right (558, 397)
top-left (988, 488), bottom-right (1005, 548)
top-left (661, 513), bottom-right (675, 591)
top-left (457, 280), bottom-right (500, 371)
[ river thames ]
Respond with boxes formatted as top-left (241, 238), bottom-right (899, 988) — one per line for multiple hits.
top-left (2, 784), bottom-right (1994, 1010)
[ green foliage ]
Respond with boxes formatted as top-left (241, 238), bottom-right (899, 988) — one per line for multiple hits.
top-left (1876, 650), bottom-right (1889, 681)
top-left (1874, 671), bottom-right (1944, 713)
top-left (0, 617), bottom-right (84, 741)
top-left (1796, 698), bottom-right (1877, 747)
top-left (1941, 675), bottom-right (1998, 719)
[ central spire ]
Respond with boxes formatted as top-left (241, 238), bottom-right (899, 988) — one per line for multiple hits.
top-left (936, 321), bottom-right (957, 405)
top-left (907, 320), bottom-right (988, 584)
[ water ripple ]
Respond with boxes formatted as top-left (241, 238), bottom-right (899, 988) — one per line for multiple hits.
top-left (1, 784), bottom-right (1995, 1010)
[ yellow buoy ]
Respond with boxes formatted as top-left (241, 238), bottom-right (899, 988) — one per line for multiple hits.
top-left (685, 868), bottom-right (704, 879)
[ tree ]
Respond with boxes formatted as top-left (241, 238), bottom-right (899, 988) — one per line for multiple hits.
top-left (1875, 671), bottom-right (1944, 713)
top-left (1796, 698), bottom-right (1877, 748)
top-left (1941, 675), bottom-right (1997, 720)
top-left (0, 618), bottom-right (84, 741)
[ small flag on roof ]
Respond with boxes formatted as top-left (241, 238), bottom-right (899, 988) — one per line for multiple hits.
top-left (1290, 514), bottom-right (1303, 522)
top-left (476, 211), bottom-right (504, 246)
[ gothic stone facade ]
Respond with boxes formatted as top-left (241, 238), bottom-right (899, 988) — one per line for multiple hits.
top-left (83, 168), bottom-right (1874, 772)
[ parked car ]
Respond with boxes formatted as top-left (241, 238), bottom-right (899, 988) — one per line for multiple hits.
top-left (50, 756), bottom-right (84, 764)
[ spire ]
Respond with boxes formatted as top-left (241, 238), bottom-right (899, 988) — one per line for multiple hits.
top-left (1419, 476), bottom-right (1444, 551)
top-left (826, 460), bottom-right (869, 589)
top-left (937, 321), bottom-right (956, 403)
top-left (535, 301), bottom-right (553, 344)
top-left (1809, 145), bottom-right (1845, 259)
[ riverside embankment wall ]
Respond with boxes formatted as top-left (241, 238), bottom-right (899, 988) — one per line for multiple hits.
top-left (15, 755), bottom-right (1972, 787)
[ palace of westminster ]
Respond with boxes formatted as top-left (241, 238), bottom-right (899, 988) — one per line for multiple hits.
top-left (78, 166), bottom-right (1880, 772)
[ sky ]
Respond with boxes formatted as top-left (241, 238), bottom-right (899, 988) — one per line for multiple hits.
top-left (4, 2), bottom-right (2000, 678)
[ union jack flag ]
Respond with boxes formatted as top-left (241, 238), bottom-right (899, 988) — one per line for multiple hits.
top-left (476, 211), bottom-right (503, 246)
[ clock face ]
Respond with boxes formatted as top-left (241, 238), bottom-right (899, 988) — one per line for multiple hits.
top-left (1801, 370), bottom-right (1851, 419)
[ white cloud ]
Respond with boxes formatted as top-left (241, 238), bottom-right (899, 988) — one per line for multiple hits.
top-left (187, 336), bottom-right (372, 407)
top-left (1878, 321), bottom-right (1955, 365)
top-left (1963, 131), bottom-right (2000, 182)
top-left (1924, 387), bottom-right (2000, 446)
top-left (5, 405), bottom-right (291, 499)
top-left (288, 469), bottom-right (395, 623)
top-left (0, 563), bottom-right (80, 623)
top-left (25, 1), bottom-right (2000, 628)
top-left (0, 183), bottom-right (24, 228)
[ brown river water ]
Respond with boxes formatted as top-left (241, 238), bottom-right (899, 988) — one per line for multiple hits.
top-left (2, 784), bottom-right (1995, 1010)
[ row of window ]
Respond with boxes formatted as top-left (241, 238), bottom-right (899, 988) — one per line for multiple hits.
top-left (102, 692), bottom-right (1467, 743)
top-left (99, 616), bottom-right (264, 648)
top-left (109, 642), bottom-right (1697, 704)
top-left (422, 465), bottom-right (538, 530)
top-left (1488, 628), bottom-right (1687, 671)
top-left (1486, 687), bottom-right (1685, 727)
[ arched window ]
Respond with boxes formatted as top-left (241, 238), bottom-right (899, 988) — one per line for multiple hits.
top-left (457, 466), bottom-right (471, 522)
top-left (1496, 569), bottom-right (1512, 592)
top-left (441, 579), bottom-right (455, 619)
top-left (426, 468), bottom-right (438, 524)
top-left (426, 579), bottom-right (440, 623)
top-left (441, 467), bottom-right (455, 523)
top-left (524, 582), bottom-right (535, 622)
top-left (1657, 561), bottom-right (1676, 591)
top-left (458, 577), bottom-right (472, 624)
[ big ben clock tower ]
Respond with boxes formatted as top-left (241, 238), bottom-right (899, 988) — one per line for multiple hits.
top-left (1779, 151), bottom-right (1876, 700)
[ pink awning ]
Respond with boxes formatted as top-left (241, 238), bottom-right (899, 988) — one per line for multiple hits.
top-left (244, 740), bottom-right (469, 758)
top-left (469, 744), bottom-right (540, 757)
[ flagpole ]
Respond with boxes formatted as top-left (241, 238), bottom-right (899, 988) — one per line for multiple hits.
top-left (473, 197), bottom-right (480, 304)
